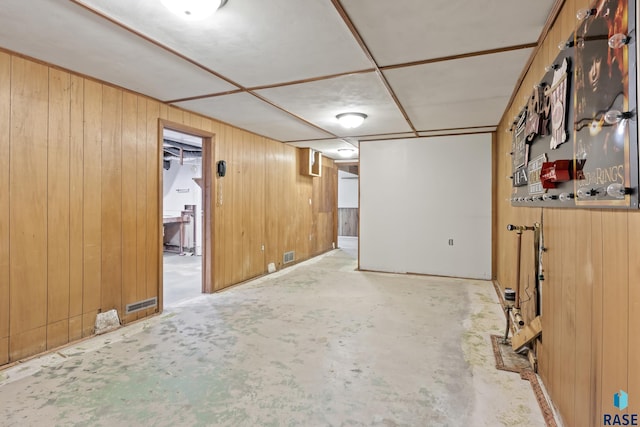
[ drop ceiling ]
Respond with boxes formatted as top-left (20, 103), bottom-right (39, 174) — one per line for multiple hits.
top-left (0, 0), bottom-right (558, 159)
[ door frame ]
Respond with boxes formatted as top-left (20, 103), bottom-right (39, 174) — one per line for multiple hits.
top-left (158, 120), bottom-right (215, 311)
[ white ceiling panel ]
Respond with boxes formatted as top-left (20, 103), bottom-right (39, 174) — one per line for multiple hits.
top-left (384, 48), bottom-right (534, 130)
top-left (174, 93), bottom-right (333, 142)
top-left (0, 0), bottom-right (237, 101)
top-left (0, 0), bottom-right (560, 160)
top-left (77, 0), bottom-right (374, 88)
top-left (405, 98), bottom-right (510, 130)
top-left (342, 0), bottom-right (555, 66)
top-left (256, 73), bottom-right (412, 137)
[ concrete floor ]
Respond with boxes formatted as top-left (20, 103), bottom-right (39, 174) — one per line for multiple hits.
top-left (0, 248), bottom-right (545, 427)
top-left (163, 252), bottom-right (202, 307)
top-left (337, 235), bottom-right (358, 259)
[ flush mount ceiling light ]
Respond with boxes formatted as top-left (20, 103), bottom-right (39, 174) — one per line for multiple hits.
top-left (161, 0), bottom-right (227, 21)
top-left (336, 112), bottom-right (367, 129)
top-left (337, 148), bottom-right (356, 158)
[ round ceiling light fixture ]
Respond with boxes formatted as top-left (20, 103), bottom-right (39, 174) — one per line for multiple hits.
top-left (336, 112), bottom-right (367, 129)
top-left (161, 0), bottom-right (227, 21)
top-left (337, 148), bottom-right (356, 158)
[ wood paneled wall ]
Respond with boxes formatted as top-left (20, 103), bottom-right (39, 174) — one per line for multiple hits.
top-left (0, 51), bottom-right (337, 365)
top-left (495, 1), bottom-right (639, 425)
top-left (338, 208), bottom-right (359, 236)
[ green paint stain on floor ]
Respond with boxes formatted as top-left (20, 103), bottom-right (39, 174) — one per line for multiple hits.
top-left (0, 251), bottom-right (545, 426)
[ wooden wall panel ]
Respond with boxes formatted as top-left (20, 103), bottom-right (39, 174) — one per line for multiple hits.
top-left (47, 319), bottom-right (68, 350)
top-left (9, 58), bottom-right (48, 360)
top-left (282, 149), bottom-right (294, 260)
top-left (315, 161), bottom-right (337, 253)
top-left (145, 100), bottom-right (160, 316)
top-left (590, 210), bottom-right (604, 426)
top-left (198, 118), bottom-right (214, 293)
top-left (186, 111), bottom-right (202, 130)
top-left (219, 124), bottom-right (235, 290)
top-left (69, 75), bottom-right (84, 324)
top-left (167, 106), bottom-right (183, 123)
top-left (240, 133), bottom-right (252, 279)
top-left (283, 149), bottom-right (299, 260)
top-left (0, 338), bottom-right (8, 366)
top-left (560, 208), bottom-right (577, 426)
top-left (573, 209), bottom-right (593, 427)
top-left (100, 86), bottom-right (123, 313)
top-left (10, 327), bottom-right (46, 362)
top-left (494, 0), bottom-right (637, 425)
top-left (0, 50), bottom-right (337, 364)
top-left (82, 80), bottom-right (102, 337)
top-left (121, 92), bottom-right (138, 324)
top-left (338, 208), bottom-right (358, 236)
top-left (46, 68), bottom-right (71, 349)
top-left (245, 134), bottom-right (265, 279)
top-left (231, 128), bottom-right (243, 285)
top-left (628, 212), bottom-right (640, 417)
top-left (135, 96), bottom-right (147, 319)
top-left (69, 315), bottom-right (82, 343)
top-left (543, 209), bottom-right (561, 401)
top-left (264, 141), bottom-right (283, 270)
top-left (600, 210), bottom-right (628, 416)
top-left (0, 52), bottom-right (10, 355)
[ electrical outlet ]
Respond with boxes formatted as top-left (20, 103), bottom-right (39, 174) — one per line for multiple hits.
top-left (448, 239), bottom-right (454, 246)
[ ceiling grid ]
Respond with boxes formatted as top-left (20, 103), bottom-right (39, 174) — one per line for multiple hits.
top-left (0, 0), bottom-right (558, 159)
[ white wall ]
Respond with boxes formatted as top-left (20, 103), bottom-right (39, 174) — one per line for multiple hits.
top-left (338, 170), bottom-right (359, 208)
top-left (359, 134), bottom-right (492, 280)
top-left (163, 159), bottom-right (202, 254)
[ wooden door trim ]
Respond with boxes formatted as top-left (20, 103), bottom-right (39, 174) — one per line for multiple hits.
top-left (158, 120), bottom-right (215, 312)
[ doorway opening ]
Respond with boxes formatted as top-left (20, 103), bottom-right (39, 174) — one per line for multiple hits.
top-left (337, 162), bottom-right (359, 259)
top-left (161, 126), bottom-right (211, 308)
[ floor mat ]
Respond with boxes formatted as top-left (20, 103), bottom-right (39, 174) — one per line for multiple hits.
top-left (490, 334), bottom-right (530, 373)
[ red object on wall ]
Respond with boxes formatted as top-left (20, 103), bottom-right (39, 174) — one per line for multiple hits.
top-left (541, 160), bottom-right (572, 188)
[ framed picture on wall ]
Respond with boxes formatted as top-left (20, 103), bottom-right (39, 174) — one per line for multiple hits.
top-left (573, 0), bottom-right (638, 207)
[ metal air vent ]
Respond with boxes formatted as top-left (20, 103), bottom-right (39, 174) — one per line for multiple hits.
top-left (125, 297), bottom-right (158, 314)
top-left (283, 251), bottom-right (295, 264)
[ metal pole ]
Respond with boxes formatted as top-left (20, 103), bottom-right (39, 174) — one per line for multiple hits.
top-left (515, 230), bottom-right (522, 310)
top-left (506, 224), bottom-right (535, 327)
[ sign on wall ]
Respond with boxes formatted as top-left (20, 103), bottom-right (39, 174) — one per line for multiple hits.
top-left (510, 0), bottom-right (638, 208)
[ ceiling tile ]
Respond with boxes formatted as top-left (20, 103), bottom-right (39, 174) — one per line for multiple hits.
top-left (384, 48), bottom-right (534, 130)
top-left (256, 72), bottom-right (413, 137)
top-left (0, 0), bottom-right (237, 101)
top-left (77, 0), bottom-right (374, 88)
top-left (174, 93), bottom-right (333, 142)
top-left (343, 0), bottom-right (555, 66)
top-left (0, 0), bottom-right (555, 147)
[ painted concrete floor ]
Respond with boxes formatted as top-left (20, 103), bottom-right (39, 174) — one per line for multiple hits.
top-left (337, 236), bottom-right (358, 259)
top-left (163, 252), bottom-right (202, 307)
top-left (0, 249), bottom-right (545, 427)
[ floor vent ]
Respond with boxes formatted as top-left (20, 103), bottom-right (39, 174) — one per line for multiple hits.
top-left (283, 251), bottom-right (295, 264)
top-left (125, 297), bottom-right (157, 315)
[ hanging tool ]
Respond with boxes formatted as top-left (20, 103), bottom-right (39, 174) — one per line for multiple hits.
top-left (506, 224), bottom-right (536, 327)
